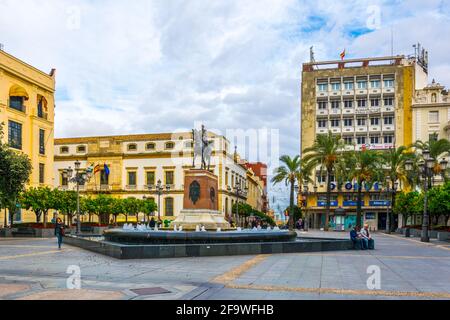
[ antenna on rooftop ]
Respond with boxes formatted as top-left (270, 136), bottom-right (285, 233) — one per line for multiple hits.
top-left (0, 43), bottom-right (4, 51)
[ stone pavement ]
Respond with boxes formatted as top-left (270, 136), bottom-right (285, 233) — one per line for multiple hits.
top-left (0, 232), bottom-right (449, 300)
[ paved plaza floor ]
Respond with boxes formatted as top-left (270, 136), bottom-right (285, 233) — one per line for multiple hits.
top-left (0, 231), bottom-right (449, 300)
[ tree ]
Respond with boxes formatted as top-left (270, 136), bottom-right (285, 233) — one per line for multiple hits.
top-left (20, 187), bottom-right (58, 225)
top-left (285, 205), bottom-right (302, 222)
top-left (141, 198), bottom-right (157, 222)
top-left (122, 197), bottom-right (141, 222)
top-left (303, 132), bottom-right (344, 230)
top-left (54, 189), bottom-right (78, 225)
top-left (393, 191), bottom-right (423, 227)
top-left (381, 146), bottom-right (413, 231)
top-left (0, 123), bottom-right (32, 226)
top-left (110, 198), bottom-right (124, 225)
top-left (346, 149), bottom-right (383, 229)
top-left (427, 182), bottom-right (450, 227)
top-left (413, 133), bottom-right (450, 182)
top-left (94, 194), bottom-right (115, 225)
top-left (271, 155), bottom-right (302, 231)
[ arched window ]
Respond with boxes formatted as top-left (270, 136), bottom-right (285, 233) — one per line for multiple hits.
top-left (37, 95), bottom-right (48, 119)
top-left (165, 141), bottom-right (175, 150)
top-left (127, 143), bottom-right (137, 151)
top-left (9, 85), bottom-right (29, 113)
top-left (165, 197), bottom-right (174, 216)
top-left (146, 142), bottom-right (155, 150)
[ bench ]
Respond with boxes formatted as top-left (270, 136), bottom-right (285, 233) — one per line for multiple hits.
top-left (12, 228), bottom-right (36, 237)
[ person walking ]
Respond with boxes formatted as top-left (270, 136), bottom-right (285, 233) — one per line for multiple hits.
top-left (54, 217), bottom-right (65, 250)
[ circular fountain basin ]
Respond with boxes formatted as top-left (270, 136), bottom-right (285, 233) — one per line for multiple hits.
top-left (103, 229), bottom-right (297, 245)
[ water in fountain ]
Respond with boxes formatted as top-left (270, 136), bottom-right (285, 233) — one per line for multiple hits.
top-left (195, 225), bottom-right (200, 232)
top-left (273, 226), bottom-right (280, 231)
top-left (217, 228), bottom-right (221, 232)
top-left (252, 227), bottom-right (258, 232)
top-left (237, 227), bottom-right (242, 232)
top-left (201, 226), bottom-right (206, 232)
top-left (178, 226), bottom-right (183, 232)
top-left (173, 224), bottom-right (177, 231)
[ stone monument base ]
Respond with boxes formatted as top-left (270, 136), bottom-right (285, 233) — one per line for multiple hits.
top-left (171, 209), bottom-right (233, 231)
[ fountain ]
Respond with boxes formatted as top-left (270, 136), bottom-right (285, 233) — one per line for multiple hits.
top-left (195, 225), bottom-right (200, 232)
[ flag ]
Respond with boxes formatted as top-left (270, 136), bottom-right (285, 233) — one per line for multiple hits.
top-left (340, 49), bottom-right (346, 60)
top-left (104, 163), bottom-right (110, 177)
top-left (94, 164), bottom-right (101, 174)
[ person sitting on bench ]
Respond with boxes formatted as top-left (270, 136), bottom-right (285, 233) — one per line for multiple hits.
top-left (360, 223), bottom-right (375, 250)
top-left (350, 225), bottom-right (363, 249)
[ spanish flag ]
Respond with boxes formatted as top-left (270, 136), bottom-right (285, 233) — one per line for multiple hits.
top-left (340, 49), bottom-right (346, 60)
top-left (94, 164), bottom-right (101, 174)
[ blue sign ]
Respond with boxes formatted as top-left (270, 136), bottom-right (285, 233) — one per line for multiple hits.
top-left (330, 182), bottom-right (336, 191)
top-left (343, 200), bottom-right (365, 207)
top-left (374, 182), bottom-right (380, 191)
top-left (318, 201), bottom-right (338, 207)
top-left (369, 200), bottom-right (391, 206)
top-left (345, 182), bottom-right (352, 190)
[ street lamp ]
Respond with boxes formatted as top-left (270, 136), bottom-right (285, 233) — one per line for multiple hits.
top-left (228, 179), bottom-right (248, 228)
top-left (302, 183), bottom-right (310, 231)
top-left (384, 179), bottom-right (398, 234)
top-left (62, 160), bottom-right (93, 235)
top-left (147, 179), bottom-right (170, 223)
top-left (405, 151), bottom-right (448, 242)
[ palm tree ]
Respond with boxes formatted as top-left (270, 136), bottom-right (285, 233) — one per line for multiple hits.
top-left (347, 149), bottom-right (383, 229)
top-left (381, 146), bottom-right (414, 232)
top-left (413, 133), bottom-right (450, 182)
top-left (302, 131), bottom-right (343, 230)
top-left (271, 155), bottom-right (302, 231)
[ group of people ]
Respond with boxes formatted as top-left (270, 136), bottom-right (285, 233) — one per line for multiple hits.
top-left (350, 224), bottom-right (375, 250)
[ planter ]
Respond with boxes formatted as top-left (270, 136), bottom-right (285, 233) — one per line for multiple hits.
top-left (0, 228), bottom-right (16, 237)
top-left (404, 228), bottom-right (410, 237)
top-left (92, 227), bottom-right (108, 235)
top-left (428, 230), bottom-right (438, 239)
top-left (437, 232), bottom-right (450, 241)
top-left (34, 228), bottom-right (55, 238)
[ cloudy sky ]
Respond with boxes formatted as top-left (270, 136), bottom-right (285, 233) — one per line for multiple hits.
top-left (2, 0), bottom-right (448, 214)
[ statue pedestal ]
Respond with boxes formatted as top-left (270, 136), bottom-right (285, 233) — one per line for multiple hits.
top-left (172, 169), bottom-right (232, 230)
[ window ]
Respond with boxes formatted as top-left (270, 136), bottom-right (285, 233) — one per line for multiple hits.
top-left (39, 129), bottom-right (45, 155)
top-left (318, 120), bottom-right (327, 128)
top-left (344, 82), bottom-right (354, 90)
top-left (384, 116), bottom-right (394, 125)
top-left (127, 143), bottom-right (137, 151)
top-left (9, 96), bottom-right (24, 112)
top-left (429, 133), bottom-right (438, 142)
top-left (165, 142), bottom-right (175, 149)
top-left (37, 100), bottom-right (44, 118)
top-left (330, 119), bottom-right (340, 127)
top-left (60, 146), bottom-right (69, 154)
top-left (61, 172), bottom-right (68, 186)
top-left (357, 81), bottom-right (367, 89)
top-left (39, 163), bottom-right (45, 184)
top-left (343, 136), bottom-right (353, 144)
top-left (146, 171), bottom-right (155, 186)
top-left (165, 171), bottom-right (174, 185)
top-left (370, 136), bottom-right (380, 144)
top-left (100, 170), bottom-right (109, 185)
top-left (384, 135), bottom-right (393, 144)
top-left (344, 100), bottom-right (353, 108)
top-left (370, 80), bottom-right (381, 88)
top-left (428, 111), bottom-right (439, 123)
top-left (384, 97), bottom-right (394, 106)
top-left (128, 172), bottom-right (137, 186)
top-left (370, 99), bottom-right (380, 107)
top-left (331, 101), bottom-right (340, 109)
top-left (225, 171), bottom-right (229, 186)
top-left (384, 79), bottom-right (394, 88)
top-left (318, 83), bottom-right (328, 91)
top-left (357, 99), bottom-right (366, 108)
top-left (318, 101), bottom-right (327, 109)
top-left (343, 118), bottom-right (353, 127)
top-left (165, 198), bottom-right (174, 216)
top-left (357, 136), bottom-right (366, 145)
top-left (331, 82), bottom-right (341, 91)
top-left (316, 173), bottom-right (327, 183)
top-left (146, 143), bottom-right (155, 150)
top-left (8, 121), bottom-right (22, 150)
top-left (184, 141), bottom-right (193, 148)
top-left (77, 145), bottom-right (86, 153)
top-left (370, 118), bottom-right (380, 126)
top-left (357, 118), bottom-right (366, 126)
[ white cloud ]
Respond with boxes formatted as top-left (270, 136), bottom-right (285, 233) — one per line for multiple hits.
top-left (1, 0), bottom-right (449, 165)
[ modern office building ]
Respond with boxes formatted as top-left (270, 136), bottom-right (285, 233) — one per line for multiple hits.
top-left (0, 49), bottom-right (56, 225)
top-left (300, 53), bottom-right (429, 231)
top-left (53, 131), bottom-right (261, 222)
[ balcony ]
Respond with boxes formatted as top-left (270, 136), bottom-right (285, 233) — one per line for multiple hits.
top-left (369, 107), bottom-right (381, 114)
top-left (316, 128), bottom-right (328, 134)
top-left (329, 108), bottom-right (341, 116)
top-left (382, 87), bottom-right (395, 94)
top-left (381, 106), bottom-right (394, 113)
top-left (99, 184), bottom-right (112, 191)
top-left (316, 109), bottom-right (328, 116)
top-left (342, 90), bottom-right (354, 96)
top-left (369, 88), bottom-right (381, 95)
top-left (8, 104), bottom-right (26, 114)
top-left (330, 90), bottom-right (341, 97)
top-left (316, 90), bottom-right (329, 97)
top-left (382, 124), bottom-right (395, 131)
top-left (369, 125), bottom-right (381, 132)
top-left (58, 185), bottom-right (69, 191)
top-left (355, 88), bottom-right (368, 95)
top-left (34, 109), bottom-right (49, 120)
top-left (125, 185), bottom-right (137, 191)
top-left (330, 127), bottom-right (341, 134)
top-left (356, 126), bottom-right (368, 133)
